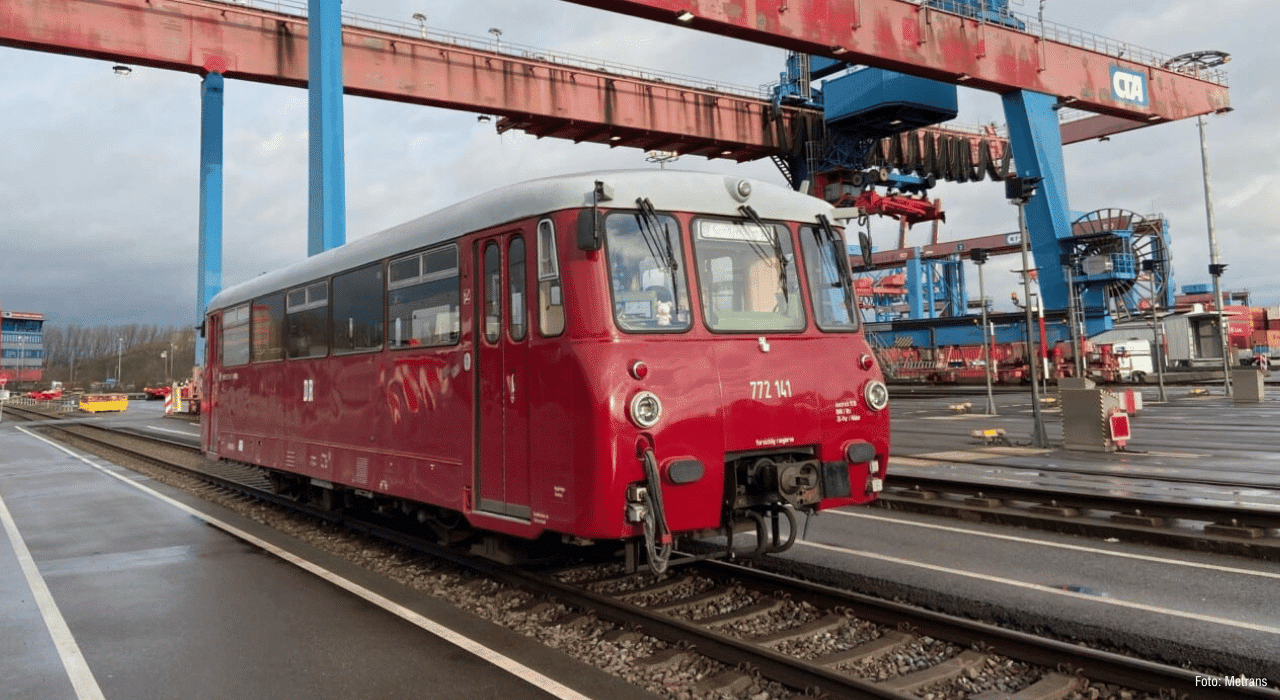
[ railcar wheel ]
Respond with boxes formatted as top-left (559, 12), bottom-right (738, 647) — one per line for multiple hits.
top-left (422, 507), bottom-right (474, 546)
top-left (268, 471), bottom-right (309, 502)
top-left (724, 511), bottom-right (770, 561)
top-left (317, 488), bottom-right (341, 511)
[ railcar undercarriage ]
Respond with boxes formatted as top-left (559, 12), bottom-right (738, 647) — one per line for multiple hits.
top-left (265, 468), bottom-right (476, 546)
top-left (625, 447), bottom-right (850, 574)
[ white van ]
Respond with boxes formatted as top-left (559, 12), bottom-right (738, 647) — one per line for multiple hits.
top-left (1112, 340), bottom-right (1154, 382)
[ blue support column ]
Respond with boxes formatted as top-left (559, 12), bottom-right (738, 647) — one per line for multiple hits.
top-left (905, 252), bottom-right (924, 319)
top-left (925, 260), bottom-right (937, 319)
top-left (942, 256), bottom-right (967, 316)
top-left (308, 0), bottom-right (346, 255)
top-left (1001, 90), bottom-right (1072, 311)
top-left (1159, 219), bottom-right (1177, 309)
top-left (196, 72), bottom-right (224, 367)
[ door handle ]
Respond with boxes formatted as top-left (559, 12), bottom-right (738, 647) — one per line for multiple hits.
top-left (507, 373), bottom-right (516, 404)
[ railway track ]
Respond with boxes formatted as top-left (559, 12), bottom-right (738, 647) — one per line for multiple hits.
top-left (7, 404), bottom-right (1278, 700)
top-left (877, 456), bottom-right (1280, 561)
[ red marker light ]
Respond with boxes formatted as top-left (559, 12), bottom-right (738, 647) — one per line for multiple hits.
top-left (630, 361), bottom-right (649, 379)
top-left (858, 354), bottom-right (875, 371)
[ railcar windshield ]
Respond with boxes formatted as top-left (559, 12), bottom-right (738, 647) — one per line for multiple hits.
top-left (692, 216), bottom-right (805, 332)
top-left (604, 206), bottom-right (692, 332)
top-left (801, 221), bottom-right (860, 331)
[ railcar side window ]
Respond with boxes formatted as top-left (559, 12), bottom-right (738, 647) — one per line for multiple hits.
top-left (508, 236), bottom-right (527, 341)
top-left (537, 219), bottom-right (565, 336)
top-left (285, 281), bottom-right (330, 358)
top-left (603, 211), bottom-right (691, 332)
top-left (221, 304), bottom-right (251, 367)
top-left (388, 246), bottom-right (460, 348)
top-left (692, 218), bottom-right (805, 332)
top-left (483, 243), bottom-right (501, 343)
top-left (250, 293), bottom-right (286, 362)
top-left (800, 226), bottom-right (859, 331)
top-left (332, 263), bottom-right (385, 354)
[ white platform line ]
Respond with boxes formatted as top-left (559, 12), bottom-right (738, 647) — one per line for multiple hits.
top-left (828, 508), bottom-right (1280, 579)
top-left (16, 427), bottom-right (594, 700)
top-left (797, 539), bottom-right (1280, 635)
top-left (146, 425), bottom-right (199, 437)
top-left (0, 487), bottom-right (107, 700)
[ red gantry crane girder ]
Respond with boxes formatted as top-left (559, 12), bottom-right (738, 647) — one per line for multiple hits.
top-left (561, 0), bottom-right (1231, 132)
top-left (0, 0), bottom-right (805, 161)
top-left (1, 0), bottom-right (1154, 166)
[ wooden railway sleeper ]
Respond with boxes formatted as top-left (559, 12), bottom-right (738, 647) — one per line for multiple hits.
top-left (877, 648), bottom-right (988, 693)
top-left (749, 613), bottom-right (846, 647)
top-left (696, 598), bottom-right (786, 629)
top-left (650, 586), bottom-right (736, 614)
top-left (969, 671), bottom-right (1085, 700)
top-left (612, 575), bottom-right (699, 602)
top-left (812, 630), bottom-right (913, 668)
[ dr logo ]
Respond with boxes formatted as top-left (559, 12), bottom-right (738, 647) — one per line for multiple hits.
top-left (1110, 67), bottom-right (1147, 106)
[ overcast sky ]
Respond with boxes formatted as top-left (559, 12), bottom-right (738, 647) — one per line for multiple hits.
top-left (1, 0), bottom-right (1275, 330)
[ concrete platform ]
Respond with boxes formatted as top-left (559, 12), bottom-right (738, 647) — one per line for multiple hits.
top-left (0, 424), bottom-right (659, 700)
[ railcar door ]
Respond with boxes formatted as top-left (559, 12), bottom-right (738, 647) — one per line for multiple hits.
top-left (203, 312), bottom-right (220, 455)
top-left (474, 233), bottom-right (532, 519)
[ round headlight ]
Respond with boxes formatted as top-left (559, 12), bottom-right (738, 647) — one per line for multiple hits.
top-left (864, 380), bottom-right (889, 412)
top-left (629, 391), bottom-right (663, 428)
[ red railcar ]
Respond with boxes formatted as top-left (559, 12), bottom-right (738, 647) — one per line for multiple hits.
top-left (203, 170), bottom-right (891, 570)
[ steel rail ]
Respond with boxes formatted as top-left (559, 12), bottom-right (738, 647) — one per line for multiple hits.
top-left (884, 471), bottom-right (1280, 530)
top-left (888, 441), bottom-right (1280, 487)
top-left (713, 561), bottom-right (1280, 700)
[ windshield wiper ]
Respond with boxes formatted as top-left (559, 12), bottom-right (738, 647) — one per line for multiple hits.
top-left (816, 213), bottom-right (857, 321)
top-left (636, 197), bottom-right (682, 318)
top-left (740, 205), bottom-right (789, 305)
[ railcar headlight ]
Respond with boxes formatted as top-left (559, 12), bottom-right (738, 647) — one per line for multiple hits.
top-left (629, 391), bottom-right (663, 428)
top-left (863, 380), bottom-right (889, 412)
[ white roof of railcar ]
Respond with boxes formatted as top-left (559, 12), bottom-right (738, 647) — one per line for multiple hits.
top-left (207, 169), bottom-right (835, 312)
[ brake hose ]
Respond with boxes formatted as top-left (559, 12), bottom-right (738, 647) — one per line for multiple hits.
top-left (641, 449), bottom-right (672, 574)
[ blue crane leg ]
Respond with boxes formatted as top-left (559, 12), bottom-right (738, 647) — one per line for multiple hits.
top-left (308, 0), bottom-right (346, 255)
top-left (1000, 90), bottom-right (1072, 311)
top-left (906, 253), bottom-right (924, 319)
top-left (197, 72), bottom-right (224, 366)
